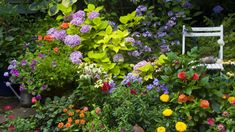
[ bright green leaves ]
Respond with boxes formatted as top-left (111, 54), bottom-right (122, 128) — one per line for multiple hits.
top-left (106, 25), bottom-right (112, 34)
top-left (87, 51), bottom-right (106, 60)
top-left (57, 4), bottom-right (73, 15)
top-left (48, 3), bottom-right (59, 16)
top-left (85, 4), bottom-right (103, 12)
top-left (62, 0), bottom-right (77, 8)
top-left (119, 11), bottom-right (136, 24)
top-left (119, 11), bottom-right (144, 30)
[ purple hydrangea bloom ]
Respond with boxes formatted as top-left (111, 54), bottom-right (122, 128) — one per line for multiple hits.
top-left (168, 11), bottom-right (174, 17)
top-left (109, 80), bottom-right (116, 93)
top-left (160, 44), bottom-right (170, 53)
top-left (157, 84), bottom-right (169, 93)
top-left (69, 51), bottom-right (83, 64)
top-left (121, 73), bottom-right (142, 85)
top-left (7, 65), bottom-right (15, 70)
top-left (64, 35), bottom-right (81, 48)
top-left (10, 69), bottom-right (19, 77)
top-left (213, 5), bottom-right (223, 14)
top-left (10, 59), bottom-right (17, 66)
top-left (147, 84), bottom-right (154, 90)
top-left (38, 53), bottom-right (46, 59)
top-left (72, 10), bottom-right (85, 19)
top-left (80, 25), bottom-right (91, 33)
top-left (5, 82), bottom-right (11, 87)
top-left (132, 50), bottom-right (141, 57)
top-left (143, 45), bottom-right (152, 52)
top-left (136, 5), bottom-right (147, 16)
top-left (157, 31), bottom-right (167, 38)
top-left (135, 40), bottom-right (142, 45)
top-left (47, 28), bottom-right (67, 40)
top-left (153, 78), bottom-right (159, 86)
top-left (21, 60), bottom-right (27, 66)
top-left (133, 60), bottom-right (148, 71)
top-left (183, 1), bottom-right (192, 8)
top-left (71, 18), bottom-right (84, 26)
top-left (125, 37), bottom-right (135, 44)
top-left (166, 20), bottom-right (176, 28)
top-left (88, 11), bottom-right (100, 20)
top-left (142, 31), bottom-right (152, 37)
top-left (171, 40), bottom-right (180, 45)
top-left (113, 54), bottom-right (124, 62)
top-left (3, 72), bottom-right (9, 77)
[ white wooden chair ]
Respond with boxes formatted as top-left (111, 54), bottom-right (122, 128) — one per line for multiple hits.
top-left (182, 25), bottom-right (225, 70)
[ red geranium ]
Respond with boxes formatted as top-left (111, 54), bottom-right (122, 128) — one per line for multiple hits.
top-left (191, 73), bottom-right (199, 80)
top-left (130, 89), bottom-right (137, 95)
top-left (207, 118), bottom-right (215, 126)
top-left (178, 71), bottom-right (187, 80)
top-left (53, 47), bottom-right (59, 54)
top-left (101, 82), bottom-right (111, 92)
top-left (60, 23), bottom-right (69, 29)
top-left (3, 105), bottom-right (13, 111)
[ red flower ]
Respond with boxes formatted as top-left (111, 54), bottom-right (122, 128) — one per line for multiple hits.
top-left (207, 118), bottom-right (214, 126)
top-left (178, 71), bottom-right (187, 80)
top-left (101, 82), bottom-right (110, 92)
top-left (127, 82), bottom-right (131, 87)
top-left (191, 73), bottom-right (199, 80)
top-left (8, 115), bottom-right (15, 120)
top-left (32, 97), bottom-right (37, 103)
top-left (60, 23), bottom-right (69, 29)
top-left (53, 47), bottom-right (59, 54)
top-left (130, 89), bottom-right (137, 95)
top-left (200, 100), bottom-right (210, 109)
top-left (8, 125), bottom-right (15, 131)
top-left (43, 35), bottom-right (54, 42)
top-left (3, 105), bottom-right (13, 111)
top-left (38, 35), bottom-right (43, 41)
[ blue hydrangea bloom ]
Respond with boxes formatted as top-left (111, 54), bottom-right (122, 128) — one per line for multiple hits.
top-left (64, 35), bottom-right (81, 47)
top-left (71, 18), bottom-right (84, 26)
top-left (69, 51), bottom-right (83, 64)
top-left (80, 25), bottom-right (91, 33)
top-left (72, 10), bottom-right (85, 19)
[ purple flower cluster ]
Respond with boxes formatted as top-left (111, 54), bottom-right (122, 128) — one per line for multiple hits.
top-left (69, 51), bottom-right (83, 64)
top-left (21, 60), bottom-right (27, 66)
top-left (168, 11), bottom-right (174, 17)
top-left (142, 31), bottom-right (152, 37)
top-left (183, 1), bottom-right (192, 9)
top-left (88, 11), bottom-right (100, 20)
top-left (136, 5), bottom-right (147, 16)
top-left (121, 73), bottom-right (142, 85)
top-left (8, 60), bottom-right (17, 70)
top-left (213, 5), bottom-right (223, 14)
top-left (131, 50), bottom-right (141, 57)
top-left (109, 80), bottom-right (116, 93)
top-left (80, 25), bottom-right (91, 33)
top-left (157, 84), bottom-right (169, 94)
top-left (125, 37), bottom-right (135, 43)
top-left (160, 44), bottom-right (170, 53)
top-left (71, 18), bottom-right (84, 26)
top-left (30, 60), bottom-right (37, 70)
top-left (19, 83), bottom-right (25, 91)
top-left (10, 69), bottom-right (19, 77)
top-left (133, 60), bottom-right (148, 71)
top-left (64, 35), bottom-right (81, 48)
top-left (113, 54), bottom-right (124, 62)
top-left (72, 10), bottom-right (85, 19)
top-left (38, 53), bottom-right (45, 59)
top-left (3, 72), bottom-right (9, 77)
top-left (47, 28), bottom-right (67, 40)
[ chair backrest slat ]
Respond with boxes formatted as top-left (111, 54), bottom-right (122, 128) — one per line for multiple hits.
top-left (185, 32), bottom-right (221, 37)
top-left (191, 26), bottom-right (222, 31)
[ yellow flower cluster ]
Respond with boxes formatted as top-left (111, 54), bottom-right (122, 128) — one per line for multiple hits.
top-left (175, 122), bottom-right (187, 132)
top-left (228, 96), bottom-right (235, 104)
top-left (156, 126), bottom-right (166, 132)
top-left (162, 108), bottom-right (173, 117)
top-left (160, 94), bottom-right (170, 102)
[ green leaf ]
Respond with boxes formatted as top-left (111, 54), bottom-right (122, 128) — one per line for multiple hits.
top-left (88, 4), bottom-right (95, 11)
top-left (138, 63), bottom-right (153, 72)
top-left (62, 0), bottom-right (77, 7)
top-left (5, 36), bottom-right (15, 41)
top-left (184, 88), bottom-right (192, 95)
top-left (93, 17), bottom-right (101, 25)
top-left (211, 101), bottom-right (220, 113)
top-left (95, 6), bottom-right (103, 12)
top-left (119, 16), bottom-right (128, 24)
top-left (87, 51), bottom-right (106, 59)
top-left (112, 66), bottom-right (120, 75)
top-left (106, 25), bottom-right (112, 34)
top-left (48, 4), bottom-right (59, 16)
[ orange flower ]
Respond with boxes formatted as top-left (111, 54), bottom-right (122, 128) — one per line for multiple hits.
top-left (67, 117), bottom-right (73, 123)
top-left (53, 47), bottom-right (59, 54)
top-left (80, 110), bottom-right (85, 113)
top-left (200, 100), bottom-right (210, 109)
top-left (79, 113), bottom-right (85, 118)
top-left (58, 122), bottom-right (64, 128)
top-left (63, 108), bottom-right (68, 113)
top-left (38, 35), bottom-right (43, 41)
top-left (43, 35), bottom-right (54, 42)
top-left (68, 111), bottom-right (74, 116)
top-left (65, 123), bottom-right (71, 128)
top-left (80, 119), bottom-right (86, 124)
top-left (178, 94), bottom-right (188, 103)
top-left (76, 109), bottom-right (81, 113)
top-left (75, 119), bottom-right (80, 124)
top-left (60, 22), bottom-right (69, 29)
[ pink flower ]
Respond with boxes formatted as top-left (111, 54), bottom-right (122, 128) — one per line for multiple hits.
top-left (3, 105), bottom-right (13, 111)
top-left (191, 73), bottom-right (199, 80)
top-left (222, 111), bottom-right (229, 117)
top-left (83, 107), bottom-right (89, 112)
top-left (32, 97), bottom-right (37, 103)
top-left (207, 118), bottom-right (215, 126)
top-left (217, 124), bottom-right (225, 131)
top-left (8, 125), bottom-right (15, 131)
top-left (233, 100), bottom-right (235, 105)
top-left (8, 115), bottom-right (15, 120)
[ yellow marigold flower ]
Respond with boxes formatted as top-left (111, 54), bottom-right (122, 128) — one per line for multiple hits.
top-left (228, 96), bottom-right (235, 104)
top-left (156, 126), bottom-right (166, 132)
top-left (162, 108), bottom-right (173, 117)
top-left (160, 94), bottom-right (170, 102)
top-left (175, 122), bottom-right (187, 132)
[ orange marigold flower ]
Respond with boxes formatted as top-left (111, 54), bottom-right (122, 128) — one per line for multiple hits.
top-left (80, 119), bottom-right (86, 124)
top-left (79, 113), bottom-right (85, 118)
top-left (200, 100), bottom-right (210, 109)
top-left (76, 109), bottom-right (81, 113)
top-left (178, 94), bottom-right (188, 103)
top-left (58, 122), bottom-right (64, 128)
top-left (67, 117), bottom-right (73, 123)
top-left (43, 35), bottom-right (54, 42)
top-left (80, 110), bottom-right (85, 113)
top-left (38, 35), bottom-right (43, 41)
top-left (75, 119), bottom-right (80, 124)
top-left (68, 111), bottom-right (74, 116)
top-left (53, 47), bottom-right (59, 54)
top-left (60, 22), bottom-right (69, 29)
top-left (65, 123), bottom-right (71, 128)
top-left (63, 108), bottom-right (68, 113)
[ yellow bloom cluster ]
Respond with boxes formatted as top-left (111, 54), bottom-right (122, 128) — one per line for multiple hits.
top-left (160, 94), bottom-right (170, 102)
top-left (175, 122), bottom-right (187, 132)
top-left (156, 126), bottom-right (166, 132)
top-left (228, 96), bottom-right (235, 104)
top-left (162, 108), bottom-right (173, 117)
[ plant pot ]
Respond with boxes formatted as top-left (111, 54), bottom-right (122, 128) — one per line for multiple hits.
top-left (20, 90), bottom-right (32, 107)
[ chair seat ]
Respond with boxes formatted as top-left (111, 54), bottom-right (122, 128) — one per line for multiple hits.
top-left (200, 63), bottom-right (224, 70)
